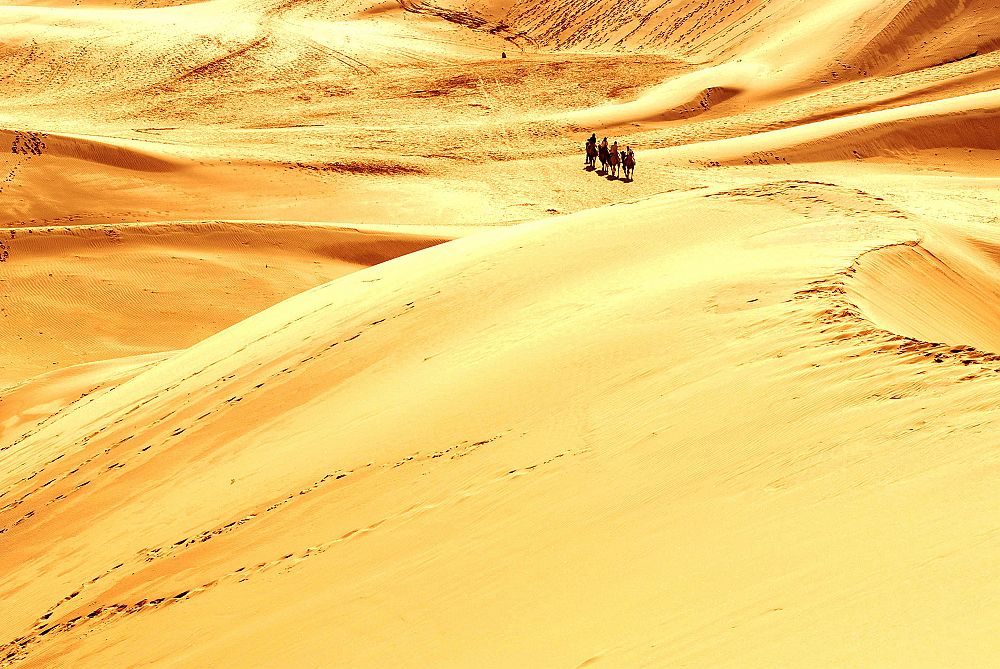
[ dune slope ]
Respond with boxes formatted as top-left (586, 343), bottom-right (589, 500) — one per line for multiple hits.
top-left (847, 230), bottom-right (1000, 353)
top-left (0, 222), bottom-right (448, 387)
top-left (4, 185), bottom-right (1000, 666)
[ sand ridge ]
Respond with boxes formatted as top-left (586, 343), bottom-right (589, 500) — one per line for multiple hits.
top-left (1, 0), bottom-right (999, 666)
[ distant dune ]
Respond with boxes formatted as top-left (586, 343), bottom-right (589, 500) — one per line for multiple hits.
top-left (0, 221), bottom-right (448, 387)
top-left (2, 0), bottom-right (999, 666)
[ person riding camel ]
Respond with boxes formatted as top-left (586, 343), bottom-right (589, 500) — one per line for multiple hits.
top-left (607, 140), bottom-right (620, 176)
top-left (624, 145), bottom-right (636, 180)
top-left (585, 133), bottom-right (597, 165)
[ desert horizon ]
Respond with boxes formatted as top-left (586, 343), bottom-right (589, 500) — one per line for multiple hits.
top-left (1, 0), bottom-right (999, 666)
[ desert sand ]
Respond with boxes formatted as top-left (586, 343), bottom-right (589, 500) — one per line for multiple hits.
top-left (1, 0), bottom-right (999, 666)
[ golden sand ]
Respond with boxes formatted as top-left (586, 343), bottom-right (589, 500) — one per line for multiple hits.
top-left (1, 0), bottom-right (999, 665)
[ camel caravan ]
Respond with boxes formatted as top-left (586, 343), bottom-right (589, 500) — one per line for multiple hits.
top-left (585, 133), bottom-right (635, 181)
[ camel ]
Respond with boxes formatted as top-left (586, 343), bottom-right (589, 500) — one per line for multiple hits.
top-left (585, 140), bottom-right (598, 169)
top-left (608, 146), bottom-right (621, 178)
top-left (623, 150), bottom-right (635, 180)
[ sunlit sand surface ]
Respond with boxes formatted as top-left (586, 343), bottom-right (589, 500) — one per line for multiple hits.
top-left (2, 0), bottom-right (999, 666)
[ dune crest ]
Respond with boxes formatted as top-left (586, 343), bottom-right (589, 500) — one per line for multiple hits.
top-left (3, 130), bottom-right (181, 172)
top-left (0, 221), bottom-right (448, 387)
top-left (847, 235), bottom-right (1000, 353)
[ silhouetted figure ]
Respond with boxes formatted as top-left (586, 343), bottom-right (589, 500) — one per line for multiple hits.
top-left (501, 51), bottom-right (507, 59)
top-left (623, 146), bottom-right (635, 180)
top-left (598, 137), bottom-right (609, 172)
top-left (585, 133), bottom-right (597, 168)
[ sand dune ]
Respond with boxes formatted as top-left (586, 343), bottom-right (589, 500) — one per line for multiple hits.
top-left (848, 231), bottom-right (1000, 353)
top-left (2, 0), bottom-right (999, 666)
top-left (3, 130), bottom-right (180, 172)
top-left (0, 352), bottom-right (169, 447)
top-left (664, 88), bottom-right (1000, 165)
top-left (847, 0), bottom-right (1000, 77)
top-left (0, 221), bottom-right (447, 386)
top-left (5, 186), bottom-right (1000, 666)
